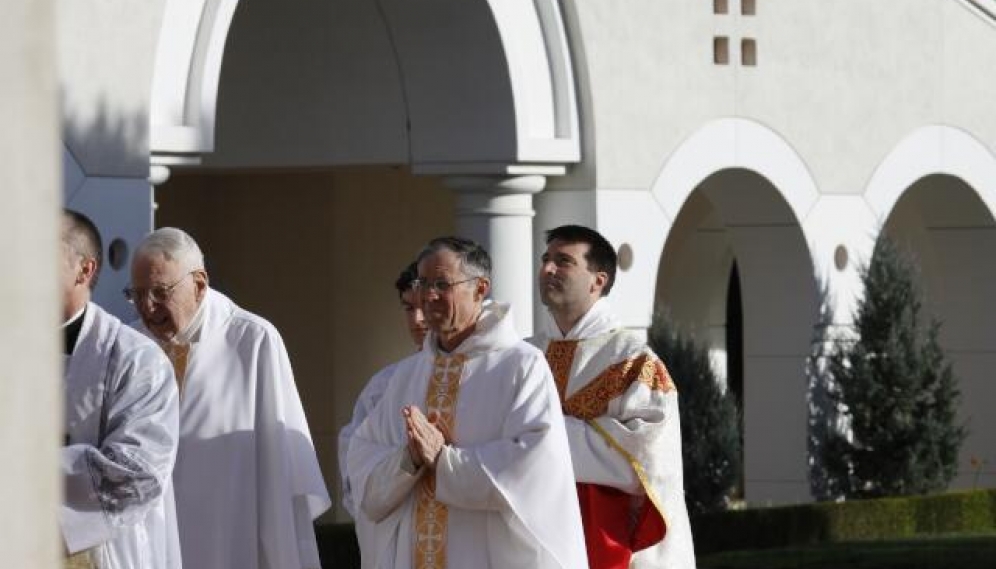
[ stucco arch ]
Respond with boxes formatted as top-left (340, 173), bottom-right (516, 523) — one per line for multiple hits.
top-left (149, 0), bottom-right (580, 170)
top-left (647, 118), bottom-right (822, 504)
top-left (869, 126), bottom-right (996, 491)
top-left (865, 125), bottom-right (996, 223)
top-left (651, 118), bottom-right (820, 234)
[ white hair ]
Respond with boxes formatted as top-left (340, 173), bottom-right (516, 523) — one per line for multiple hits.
top-left (135, 227), bottom-right (205, 272)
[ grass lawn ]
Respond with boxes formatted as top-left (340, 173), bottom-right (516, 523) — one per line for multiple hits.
top-left (697, 534), bottom-right (996, 569)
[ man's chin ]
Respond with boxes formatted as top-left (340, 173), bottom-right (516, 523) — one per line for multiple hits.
top-left (146, 323), bottom-right (176, 343)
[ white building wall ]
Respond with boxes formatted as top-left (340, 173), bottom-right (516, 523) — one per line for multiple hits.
top-left (1, 2), bottom-right (61, 566)
top-left (58, 0), bottom-right (164, 318)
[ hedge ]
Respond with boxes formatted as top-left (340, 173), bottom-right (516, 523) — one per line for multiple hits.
top-left (692, 488), bottom-right (996, 555)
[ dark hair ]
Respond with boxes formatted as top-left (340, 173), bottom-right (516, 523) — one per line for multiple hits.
top-left (545, 224), bottom-right (617, 296)
top-left (416, 236), bottom-right (492, 279)
top-left (63, 209), bottom-right (103, 289)
top-left (395, 262), bottom-right (419, 297)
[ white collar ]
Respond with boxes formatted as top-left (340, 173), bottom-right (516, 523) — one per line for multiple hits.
top-left (545, 297), bottom-right (621, 340)
top-left (62, 305), bottom-right (86, 328)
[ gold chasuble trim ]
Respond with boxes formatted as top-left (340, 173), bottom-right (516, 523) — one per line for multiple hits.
top-left (414, 354), bottom-right (466, 569)
top-left (588, 419), bottom-right (669, 533)
top-left (549, 349), bottom-right (677, 536)
top-left (545, 340), bottom-right (579, 404)
top-left (563, 354), bottom-right (674, 420)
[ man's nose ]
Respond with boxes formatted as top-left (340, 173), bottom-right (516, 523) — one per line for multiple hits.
top-left (135, 294), bottom-right (157, 314)
top-left (540, 260), bottom-right (557, 275)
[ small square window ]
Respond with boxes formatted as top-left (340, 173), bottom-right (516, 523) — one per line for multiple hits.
top-left (741, 38), bottom-right (757, 66)
top-left (714, 0), bottom-right (729, 15)
top-left (714, 37), bottom-right (730, 65)
top-left (742, 0), bottom-right (757, 16)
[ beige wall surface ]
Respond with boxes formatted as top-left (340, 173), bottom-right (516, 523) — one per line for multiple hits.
top-left (155, 166), bottom-right (453, 520)
top-left (58, 0), bottom-right (164, 177)
top-left (562, 0), bottom-right (996, 195)
top-left (1, 1), bottom-right (61, 566)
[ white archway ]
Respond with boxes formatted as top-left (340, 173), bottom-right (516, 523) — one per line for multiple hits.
top-left (651, 118), bottom-right (821, 234)
top-left (867, 125), bottom-right (996, 491)
top-left (648, 118), bottom-right (821, 505)
top-left (149, 0), bottom-right (580, 169)
top-left (865, 125), bottom-right (996, 223)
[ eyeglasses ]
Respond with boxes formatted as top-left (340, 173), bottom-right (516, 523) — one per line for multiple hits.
top-left (411, 277), bottom-right (478, 295)
top-left (123, 270), bottom-right (199, 304)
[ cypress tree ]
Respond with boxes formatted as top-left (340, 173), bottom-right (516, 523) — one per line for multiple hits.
top-left (820, 238), bottom-right (966, 499)
top-left (649, 316), bottom-right (741, 514)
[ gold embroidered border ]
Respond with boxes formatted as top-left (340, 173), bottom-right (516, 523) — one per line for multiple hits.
top-left (414, 355), bottom-right (465, 569)
top-left (587, 419), bottom-right (669, 537)
top-left (544, 340), bottom-right (579, 405)
top-left (563, 354), bottom-right (675, 420)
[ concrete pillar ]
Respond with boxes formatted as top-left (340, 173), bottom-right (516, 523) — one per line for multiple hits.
top-left (444, 175), bottom-right (545, 336)
top-left (0, 1), bottom-right (61, 567)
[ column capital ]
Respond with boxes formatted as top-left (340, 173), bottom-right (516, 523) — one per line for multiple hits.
top-left (443, 174), bottom-right (546, 195)
top-left (148, 164), bottom-right (172, 186)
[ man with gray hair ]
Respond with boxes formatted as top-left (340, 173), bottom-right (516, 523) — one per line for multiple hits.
top-left (128, 227), bottom-right (330, 569)
top-left (61, 209), bottom-right (180, 569)
top-left (347, 236), bottom-right (587, 569)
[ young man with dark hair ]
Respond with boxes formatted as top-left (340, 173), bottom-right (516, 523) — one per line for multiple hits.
top-left (531, 224), bottom-right (696, 569)
top-left (339, 262), bottom-right (427, 528)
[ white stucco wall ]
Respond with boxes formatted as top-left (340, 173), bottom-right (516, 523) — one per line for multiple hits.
top-left (1, 2), bottom-right (61, 567)
top-left (58, 0), bottom-right (163, 318)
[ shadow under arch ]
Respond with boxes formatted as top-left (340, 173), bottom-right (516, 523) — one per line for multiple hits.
top-left (655, 167), bottom-right (820, 505)
top-left (150, 0), bottom-right (580, 170)
top-left (865, 125), bottom-right (996, 490)
top-left (649, 118), bottom-right (822, 504)
top-left (880, 173), bottom-right (996, 490)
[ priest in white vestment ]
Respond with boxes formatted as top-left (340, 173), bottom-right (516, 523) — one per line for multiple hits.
top-left (61, 210), bottom-right (181, 569)
top-left (531, 225), bottom-right (695, 569)
top-left (129, 227), bottom-right (331, 569)
top-left (338, 262), bottom-right (427, 555)
top-left (347, 237), bottom-right (588, 569)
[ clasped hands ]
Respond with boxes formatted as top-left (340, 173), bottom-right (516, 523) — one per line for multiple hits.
top-left (403, 405), bottom-right (451, 469)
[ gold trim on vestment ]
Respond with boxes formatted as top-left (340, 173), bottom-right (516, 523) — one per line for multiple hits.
top-left (545, 340), bottom-right (579, 404)
top-left (414, 354), bottom-right (465, 569)
top-left (588, 419), bottom-right (669, 533)
top-left (543, 344), bottom-right (674, 534)
top-left (563, 354), bottom-right (674, 420)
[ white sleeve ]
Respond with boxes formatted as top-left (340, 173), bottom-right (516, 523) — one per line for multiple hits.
top-left (565, 416), bottom-right (642, 493)
top-left (60, 345), bottom-right (179, 553)
top-left (338, 366), bottom-right (395, 518)
top-left (357, 444), bottom-right (426, 522)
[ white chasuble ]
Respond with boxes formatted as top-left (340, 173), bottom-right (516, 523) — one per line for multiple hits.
top-left (531, 299), bottom-right (696, 569)
top-left (347, 302), bottom-right (588, 569)
top-left (63, 302), bottom-right (181, 569)
top-left (137, 288), bottom-right (331, 569)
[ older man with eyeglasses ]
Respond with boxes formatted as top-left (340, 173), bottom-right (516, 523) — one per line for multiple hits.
top-left (346, 236), bottom-right (588, 569)
top-left (128, 227), bottom-right (330, 569)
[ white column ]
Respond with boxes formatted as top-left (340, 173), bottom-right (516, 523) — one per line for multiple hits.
top-left (445, 175), bottom-right (546, 337)
top-left (0, 1), bottom-right (60, 568)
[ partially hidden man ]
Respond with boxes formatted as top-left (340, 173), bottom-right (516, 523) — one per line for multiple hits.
top-left (347, 237), bottom-right (588, 569)
top-left (339, 262), bottom-right (427, 561)
top-left (129, 227), bottom-right (331, 569)
top-left (61, 210), bottom-right (181, 569)
top-left (530, 225), bottom-right (695, 569)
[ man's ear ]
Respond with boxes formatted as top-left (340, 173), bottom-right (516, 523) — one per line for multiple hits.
top-left (591, 271), bottom-right (609, 295)
top-left (475, 277), bottom-right (491, 301)
top-left (78, 258), bottom-right (98, 287)
top-left (193, 269), bottom-right (210, 302)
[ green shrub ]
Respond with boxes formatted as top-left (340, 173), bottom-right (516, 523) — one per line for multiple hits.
top-left (692, 488), bottom-right (996, 555)
top-left (648, 314), bottom-right (742, 515)
top-left (818, 239), bottom-right (966, 499)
